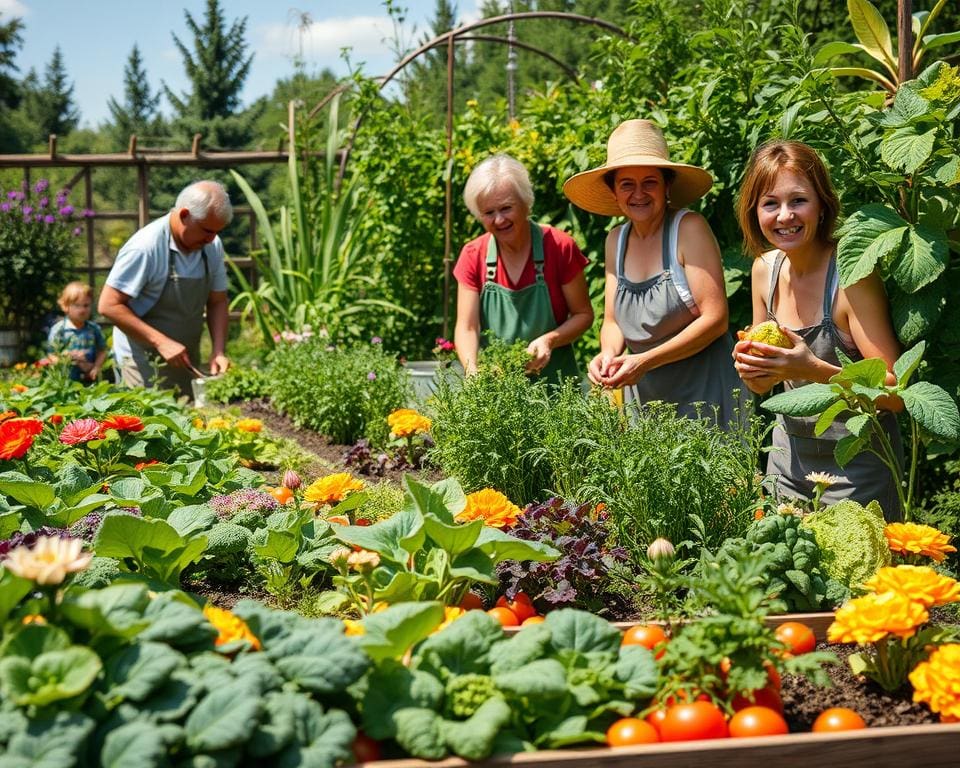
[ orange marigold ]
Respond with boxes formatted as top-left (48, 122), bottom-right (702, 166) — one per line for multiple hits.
top-left (235, 418), bottom-right (263, 433)
top-left (827, 590), bottom-right (929, 645)
top-left (101, 414), bottom-right (145, 433)
top-left (863, 565), bottom-right (960, 608)
top-left (387, 408), bottom-right (432, 437)
top-left (304, 472), bottom-right (365, 507)
top-left (456, 488), bottom-right (522, 528)
top-left (910, 643), bottom-right (960, 722)
top-left (10, 384), bottom-right (27, 393)
top-left (202, 604), bottom-right (261, 651)
top-left (0, 417), bottom-right (44, 460)
top-left (884, 522), bottom-right (957, 563)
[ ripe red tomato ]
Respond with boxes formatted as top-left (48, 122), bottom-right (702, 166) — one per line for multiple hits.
top-left (775, 621), bottom-right (817, 655)
top-left (459, 592), bottom-right (485, 611)
top-left (644, 707), bottom-right (669, 735)
top-left (487, 606), bottom-right (520, 627)
top-left (659, 701), bottom-right (729, 742)
top-left (606, 717), bottom-right (659, 747)
top-left (352, 731), bottom-right (382, 762)
top-left (496, 592), bottom-right (537, 623)
top-left (731, 685), bottom-right (784, 714)
top-left (729, 706), bottom-right (789, 738)
top-left (621, 624), bottom-right (668, 655)
top-left (268, 486), bottom-right (294, 505)
top-left (812, 707), bottom-right (867, 732)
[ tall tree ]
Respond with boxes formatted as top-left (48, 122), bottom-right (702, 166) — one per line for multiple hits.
top-left (107, 45), bottom-right (162, 144)
top-left (162, 0), bottom-right (260, 148)
top-left (20, 46), bottom-right (80, 140)
top-left (0, 16), bottom-right (24, 150)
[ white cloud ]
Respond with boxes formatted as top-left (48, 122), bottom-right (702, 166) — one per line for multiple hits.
top-left (257, 16), bottom-right (400, 65)
top-left (0, 0), bottom-right (29, 19)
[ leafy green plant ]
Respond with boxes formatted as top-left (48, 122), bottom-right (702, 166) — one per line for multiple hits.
top-left (202, 365), bottom-right (270, 403)
top-left (269, 337), bottom-right (412, 446)
top-left (763, 341), bottom-right (960, 519)
top-left (230, 95), bottom-right (411, 346)
top-left (801, 499), bottom-right (892, 589)
top-left (816, 0), bottom-right (960, 93)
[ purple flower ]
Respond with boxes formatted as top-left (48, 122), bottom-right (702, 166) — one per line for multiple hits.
top-left (0, 202), bottom-right (9, 213)
top-left (21, 206), bottom-right (32, 216)
top-left (59, 205), bottom-right (74, 216)
top-left (370, 336), bottom-right (382, 344)
top-left (7, 190), bottom-right (18, 200)
top-left (56, 192), bottom-right (68, 206)
top-left (43, 215), bottom-right (56, 224)
top-left (38, 196), bottom-right (49, 208)
top-left (81, 208), bottom-right (95, 218)
top-left (72, 227), bottom-right (83, 236)
top-left (33, 179), bottom-right (49, 194)
top-left (367, 371), bottom-right (377, 381)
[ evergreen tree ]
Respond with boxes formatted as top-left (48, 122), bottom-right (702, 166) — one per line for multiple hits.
top-left (19, 46), bottom-right (80, 141)
top-left (0, 16), bottom-right (24, 150)
top-left (107, 45), bottom-right (162, 145)
top-left (162, 0), bottom-right (261, 149)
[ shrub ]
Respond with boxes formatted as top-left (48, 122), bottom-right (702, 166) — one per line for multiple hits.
top-left (269, 337), bottom-right (412, 445)
top-left (204, 364), bottom-right (270, 403)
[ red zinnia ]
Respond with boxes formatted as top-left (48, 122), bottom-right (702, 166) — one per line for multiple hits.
top-left (0, 418), bottom-right (44, 460)
top-left (59, 418), bottom-right (102, 445)
top-left (101, 414), bottom-right (144, 433)
top-left (48, 414), bottom-right (64, 425)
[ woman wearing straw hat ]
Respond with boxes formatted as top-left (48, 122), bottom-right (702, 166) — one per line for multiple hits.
top-left (564, 119), bottom-right (743, 429)
top-left (454, 154), bottom-right (593, 383)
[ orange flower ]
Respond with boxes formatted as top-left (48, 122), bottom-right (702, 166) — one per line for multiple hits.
top-left (0, 417), bottom-right (44, 460)
top-left (206, 417), bottom-right (231, 430)
top-left (48, 414), bottom-right (63, 425)
top-left (235, 418), bottom-right (263, 433)
top-left (863, 565), bottom-right (960, 608)
top-left (202, 604), bottom-right (261, 651)
top-left (101, 414), bottom-right (145, 433)
top-left (827, 590), bottom-right (929, 645)
top-left (0, 410), bottom-right (16, 422)
top-left (135, 459), bottom-right (160, 471)
top-left (303, 472), bottom-right (365, 507)
top-left (910, 644), bottom-right (960, 722)
top-left (456, 488), bottom-right (522, 528)
top-left (387, 408), bottom-right (432, 437)
top-left (884, 522), bottom-right (957, 563)
top-left (10, 384), bottom-right (27, 393)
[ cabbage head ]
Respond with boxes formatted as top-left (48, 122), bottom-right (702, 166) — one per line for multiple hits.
top-left (800, 499), bottom-right (891, 588)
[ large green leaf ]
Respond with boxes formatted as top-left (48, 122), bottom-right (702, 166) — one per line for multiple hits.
top-left (102, 642), bottom-right (185, 704)
top-left (814, 400), bottom-right (850, 436)
top-left (615, 644), bottom-right (659, 699)
top-left (0, 713), bottom-right (96, 768)
top-left (415, 610), bottom-right (503, 678)
top-left (890, 281), bottom-right (946, 344)
top-left (185, 679), bottom-right (264, 752)
top-left (100, 721), bottom-right (167, 768)
top-left (545, 609), bottom-right (621, 655)
top-left (59, 583), bottom-right (151, 639)
top-left (422, 515), bottom-right (483, 558)
top-left (93, 514), bottom-right (207, 585)
top-left (891, 223), bottom-right (949, 293)
top-left (271, 625), bottom-right (370, 694)
top-left (0, 473), bottom-right (56, 509)
top-left (474, 525), bottom-right (560, 564)
top-left (493, 658), bottom-right (568, 698)
top-left (763, 383), bottom-right (840, 417)
top-left (0, 646), bottom-right (102, 706)
top-left (836, 205), bottom-right (909, 287)
top-left (0, 569), bottom-right (33, 624)
top-left (403, 475), bottom-right (454, 522)
top-left (441, 696), bottom-right (513, 761)
top-left (881, 127), bottom-right (937, 173)
top-left (829, 357), bottom-right (889, 388)
top-left (361, 661), bottom-right (444, 741)
top-left (902, 381), bottom-right (960, 441)
top-left (893, 341), bottom-right (926, 387)
top-left (333, 508), bottom-right (425, 565)
top-left (273, 697), bottom-right (356, 768)
top-left (392, 707), bottom-right (447, 760)
top-left (834, 434), bottom-right (868, 468)
top-left (357, 601), bottom-right (445, 662)
top-left (848, 0), bottom-right (895, 71)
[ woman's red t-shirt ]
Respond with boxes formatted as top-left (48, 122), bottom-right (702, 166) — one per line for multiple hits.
top-left (453, 225), bottom-right (588, 324)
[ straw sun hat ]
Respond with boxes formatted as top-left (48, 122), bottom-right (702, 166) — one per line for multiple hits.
top-left (563, 119), bottom-right (713, 216)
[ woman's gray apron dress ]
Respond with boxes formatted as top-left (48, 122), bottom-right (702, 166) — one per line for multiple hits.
top-left (479, 221), bottom-right (580, 385)
top-left (120, 246), bottom-right (211, 398)
top-left (765, 252), bottom-right (903, 520)
top-left (613, 209), bottom-right (745, 430)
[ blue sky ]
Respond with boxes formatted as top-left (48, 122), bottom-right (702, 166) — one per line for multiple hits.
top-left (1, 0), bottom-right (483, 128)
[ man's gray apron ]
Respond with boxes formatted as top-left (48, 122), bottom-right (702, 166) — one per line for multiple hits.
top-left (120, 246), bottom-right (210, 398)
top-left (765, 251), bottom-right (903, 520)
top-left (613, 209), bottom-right (745, 431)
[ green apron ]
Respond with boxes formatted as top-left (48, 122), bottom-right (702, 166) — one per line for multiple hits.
top-left (479, 222), bottom-right (580, 385)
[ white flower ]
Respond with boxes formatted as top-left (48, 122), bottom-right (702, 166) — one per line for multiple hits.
top-left (806, 471), bottom-right (842, 488)
top-left (3, 536), bottom-right (92, 585)
top-left (647, 538), bottom-right (676, 561)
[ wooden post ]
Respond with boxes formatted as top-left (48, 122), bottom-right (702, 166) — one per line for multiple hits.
top-left (137, 163), bottom-right (149, 228)
top-left (48, 134), bottom-right (57, 158)
top-left (442, 32), bottom-right (455, 340)
top-left (898, 0), bottom-right (913, 85)
top-left (84, 168), bottom-right (95, 288)
top-left (191, 133), bottom-right (201, 157)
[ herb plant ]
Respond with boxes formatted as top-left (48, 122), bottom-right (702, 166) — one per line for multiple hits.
top-left (202, 365), bottom-right (270, 403)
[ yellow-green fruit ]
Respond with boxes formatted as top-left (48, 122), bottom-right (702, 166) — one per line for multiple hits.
top-left (743, 320), bottom-right (793, 350)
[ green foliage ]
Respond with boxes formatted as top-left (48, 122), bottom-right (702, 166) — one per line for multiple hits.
top-left (106, 45), bottom-right (162, 144)
top-left (268, 338), bottom-right (412, 446)
top-left (357, 607), bottom-right (657, 758)
top-left (201, 365), bottom-right (270, 404)
top-left (764, 341), bottom-right (960, 518)
top-left (801, 498), bottom-right (892, 588)
top-left (713, 511), bottom-right (848, 610)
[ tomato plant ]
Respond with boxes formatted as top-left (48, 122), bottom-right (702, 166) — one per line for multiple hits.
top-left (606, 717), bottom-right (659, 746)
top-left (352, 731), bottom-right (382, 762)
top-left (659, 701), bottom-right (729, 742)
top-left (487, 606), bottom-right (520, 627)
top-left (775, 621), bottom-right (816, 655)
top-left (731, 685), bottom-right (783, 714)
top-left (621, 624), bottom-right (667, 655)
top-left (728, 706), bottom-right (789, 738)
top-left (812, 707), bottom-right (867, 732)
top-left (496, 592), bottom-right (536, 623)
top-left (268, 486), bottom-right (294, 505)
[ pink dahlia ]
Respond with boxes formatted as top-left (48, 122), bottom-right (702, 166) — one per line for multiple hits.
top-left (59, 418), bottom-right (102, 445)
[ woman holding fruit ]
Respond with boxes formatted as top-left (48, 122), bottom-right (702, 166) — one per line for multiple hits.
top-left (454, 154), bottom-right (593, 384)
top-left (733, 140), bottom-right (903, 518)
top-left (564, 119), bottom-right (744, 429)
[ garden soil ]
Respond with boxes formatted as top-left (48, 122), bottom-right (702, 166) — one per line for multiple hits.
top-left (222, 399), bottom-right (944, 731)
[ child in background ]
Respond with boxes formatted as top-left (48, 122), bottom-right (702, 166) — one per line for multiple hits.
top-left (46, 281), bottom-right (108, 383)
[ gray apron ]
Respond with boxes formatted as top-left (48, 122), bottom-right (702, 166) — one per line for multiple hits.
top-left (765, 252), bottom-right (903, 520)
top-left (614, 210), bottom-right (745, 430)
top-left (121, 245), bottom-right (211, 398)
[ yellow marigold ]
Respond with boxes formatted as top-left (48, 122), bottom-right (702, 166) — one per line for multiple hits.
top-left (456, 488), bottom-right (522, 528)
top-left (14, 362), bottom-right (27, 371)
top-left (234, 418), bottom-right (263, 433)
top-left (202, 604), bottom-right (261, 651)
top-left (206, 417), bottom-right (231, 431)
top-left (827, 590), bottom-right (929, 645)
top-left (10, 384), bottom-right (27, 393)
top-left (21, 614), bottom-right (46, 625)
top-left (432, 606), bottom-right (465, 634)
top-left (863, 565), bottom-right (960, 608)
top-left (387, 408), bottom-right (432, 437)
top-left (885, 522), bottom-right (957, 563)
top-left (343, 618), bottom-right (365, 637)
top-left (192, 417), bottom-right (205, 429)
top-left (303, 472), bottom-right (365, 506)
top-left (910, 643), bottom-right (960, 722)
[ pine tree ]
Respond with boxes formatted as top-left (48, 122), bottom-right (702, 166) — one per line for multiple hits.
top-left (162, 0), bottom-right (261, 148)
top-left (107, 45), bottom-right (162, 143)
top-left (20, 46), bottom-right (80, 140)
top-left (0, 16), bottom-right (24, 150)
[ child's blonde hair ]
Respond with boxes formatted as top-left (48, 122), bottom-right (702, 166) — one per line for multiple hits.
top-left (58, 281), bottom-right (94, 312)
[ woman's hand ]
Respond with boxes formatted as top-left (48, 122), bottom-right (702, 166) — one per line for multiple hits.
top-left (598, 353), bottom-right (647, 388)
top-left (588, 351), bottom-right (615, 385)
top-left (525, 335), bottom-right (553, 374)
top-left (733, 327), bottom-right (823, 389)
